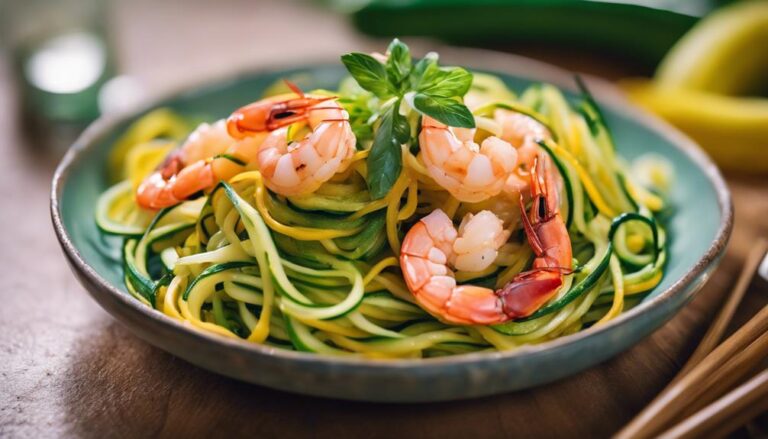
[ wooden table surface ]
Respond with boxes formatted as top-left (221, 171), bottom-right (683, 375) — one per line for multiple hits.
top-left (1, 1), bottom-right (767, 437)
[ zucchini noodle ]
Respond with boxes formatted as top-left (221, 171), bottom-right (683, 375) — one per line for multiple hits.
top-left (95, 60), bottom-right (671, 358)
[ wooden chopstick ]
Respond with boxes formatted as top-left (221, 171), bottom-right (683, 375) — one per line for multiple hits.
top-left (657, 369), bottom-right (768, 439)
top-left (676, 331), bottom-right (767, 420)
top-left (617, 303), bottom-right (768, 438)
top-left (674, 239), bottom-right (768, 381)
top-left (684, 329), bottom-right (768, 410)
top-left (616, 241), bottom-right (768, 438)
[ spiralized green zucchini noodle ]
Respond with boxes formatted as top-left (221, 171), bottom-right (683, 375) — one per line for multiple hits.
top-left (96, 40), bottom-right (672, 358)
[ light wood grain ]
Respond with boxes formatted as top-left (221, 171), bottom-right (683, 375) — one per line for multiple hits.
top-left (1, 1), bottom-right (767, 438)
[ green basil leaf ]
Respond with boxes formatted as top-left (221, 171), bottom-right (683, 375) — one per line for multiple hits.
top-left (341, 53), bottom-right (392, 98)
top-left (386, 39), bottom-right (411, 87)
top-left (410, 52), bottom-right (438, 89)
top-left (412, 94), bottom-right (475, 128)
top-left (367, 103), bottom-right (404, 199)
top-left (418, 67), bottom-right (473, 98)
top-left (392, 111), bottom-right (410, 145)
top-left (413, 52), bottom-right (438, 75)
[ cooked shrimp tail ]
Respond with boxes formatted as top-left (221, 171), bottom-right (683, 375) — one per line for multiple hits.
top-left (495, 154), bottom-right (573, 318)
top-left (400, 209), bottom-right (512, 325)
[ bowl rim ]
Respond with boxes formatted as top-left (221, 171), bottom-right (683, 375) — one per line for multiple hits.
top-left (50, 46), bottom-right (733, 369)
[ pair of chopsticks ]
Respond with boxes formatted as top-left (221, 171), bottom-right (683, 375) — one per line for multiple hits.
top-left (617, 239), bottom-right (768, 439)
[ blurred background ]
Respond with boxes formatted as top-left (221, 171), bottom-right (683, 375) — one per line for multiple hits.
top-left (2, 0), bottom-right (765, 171)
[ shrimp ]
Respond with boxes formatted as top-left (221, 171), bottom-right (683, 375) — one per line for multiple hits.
top-left (419, 116), bottom-right (519, 203)
top-left (495, 109), bottom-right (552, 196)
top-left (400, 154), bottom-right (572, 325)
top-left (418, 109), bottom-right (551, 203)
top-left (136, 120), bottom-right (264, 209)
top-left (228, 90), bottom-right (356, 196)
top-left (136, 83), bottom-right (352, 208)
top-left (495, 154), bottom-right (572, 318)
top-left (400, 209), bottom-right (511, 325)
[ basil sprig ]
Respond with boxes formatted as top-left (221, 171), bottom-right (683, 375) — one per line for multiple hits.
top-left (341, 40), bottom-right (474, 127)
top-left (340, 39), bottom-right (475, 198)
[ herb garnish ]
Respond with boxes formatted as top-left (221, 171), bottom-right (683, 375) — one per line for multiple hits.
top-left (341, 39), bottom-right (474, 198)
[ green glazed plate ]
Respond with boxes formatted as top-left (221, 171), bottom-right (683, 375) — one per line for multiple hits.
top-left (51, 48), bottom-right (732, 402)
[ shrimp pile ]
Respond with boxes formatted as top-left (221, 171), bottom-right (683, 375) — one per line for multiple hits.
top-left (137, 84), bottom-right (354, 208)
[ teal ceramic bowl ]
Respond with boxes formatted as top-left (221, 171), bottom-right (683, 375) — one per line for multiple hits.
top-left (51, 48), bottom-right (732, 402)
